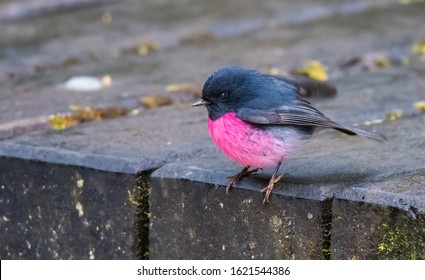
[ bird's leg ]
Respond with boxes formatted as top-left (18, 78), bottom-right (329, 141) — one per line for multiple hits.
top-left (226, 166), bottom-right (261, 194)
top-left (261, 161), bottom-right (284, 203)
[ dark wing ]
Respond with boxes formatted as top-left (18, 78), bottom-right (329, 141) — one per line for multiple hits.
top-left (274, 75), bottom-right (337, 99)
top-left (236, 99), bottom-right (387, 141)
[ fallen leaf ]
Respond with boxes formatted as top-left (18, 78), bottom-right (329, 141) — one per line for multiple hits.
top-left (129, 109), bottom-right (140, 116)
top-left (62, 57), bottom-right (81, 67)
top-left (101, 12), bottom-right (112, 24)
top-left (49, 106), bottom-right (128, 131)
top-left (69, 105), bottom-right (79, 111)
top-left (373, 55), bottom-right (391, 68)
top-left (414, 101), bottom-right (425, 111)
top-left (291, 60), bottom-right (329, 81)
top-left (49, 114), bottom-right (78, 130)
top-left (338, 56), bottom-right (363, 69)
top-left (124, 41), bottom-right (160, 56)
top-left (72, 107), bottom-right (103, 121)
top-left (165, 83), bottom-right (202, 97)
top-left (179, 31), bottom-right (215, 45)
top-left (338, 51), bottom-right (408, 71)
top-left (100, 107), bottom-right (128, 119)
top-left (363, 119), bottom-right (384, 126)
top-left (411, 40), bottom-right (425, 61)
top-left (140, 95), bottom-right (173, 108)
top-left (385, 109), bottom-right (403, 121)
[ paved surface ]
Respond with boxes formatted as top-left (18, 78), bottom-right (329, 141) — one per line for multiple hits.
top-left (0, 0), bottom-right (424, 259)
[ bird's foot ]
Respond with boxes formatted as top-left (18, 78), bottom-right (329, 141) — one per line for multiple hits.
top-left (226, 166), bottom-right (262, 194)
top-left (261, 174), bottom-right (284, 203)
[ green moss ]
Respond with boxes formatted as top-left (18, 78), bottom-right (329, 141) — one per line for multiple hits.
top-left (321, 200), bottom-right (332, 260)
top-left (269, 215), bottom-right (283, 232)
top-left (377, 214), bottom-right (425, 260)
top-left (132, 171), bottom-right (151, 260)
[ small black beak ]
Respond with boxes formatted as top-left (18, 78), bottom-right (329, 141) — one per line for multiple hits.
top-left (192, 99), bottom-right (210, 107)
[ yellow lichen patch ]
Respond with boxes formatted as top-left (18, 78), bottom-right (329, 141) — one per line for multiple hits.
top-left (77, 179), bottom-right (84, 188)
top-left (414, 101), bottom-right (425, 111)
top-left (128, 189), bottom-right (137, 208)
top-left (165, 83), bottom-right (202, 97)
top-left (140, 94), bottom-right (173, 108)
top-left (89, 249), bottom-right (96, 260)
top-left (292, 60), bottom-right (329, 81)
top-left (363, 119), bottom-right (384, 126)
top-left (75, 202), bottom-right (84, 217)
top-left (49, 114), bottom-right (78, 130)
top-left (188, 228), bottom-right (196, 239)
top-left (385, 109), bottom-right (403, 121)
top-left (269, 215), bottom-right (283, 233)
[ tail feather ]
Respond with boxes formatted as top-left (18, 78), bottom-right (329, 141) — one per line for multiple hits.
top-left (333, 122), bottom-right (387, 142)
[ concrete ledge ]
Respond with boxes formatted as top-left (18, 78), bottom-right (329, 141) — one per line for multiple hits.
top-left (0, 157), bottom-right (148, 259)
top-left (149, 114), bottom-right (425, 259)
top-left (150, 158), bottom-right (334, 259)
top-left (331, 171), bottom-right (425, 259)
top-left (0, 107), bottom-right (215, 174)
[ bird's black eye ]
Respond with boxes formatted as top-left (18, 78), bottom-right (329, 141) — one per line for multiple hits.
top-left (219, 92), bottom-right (227, 100)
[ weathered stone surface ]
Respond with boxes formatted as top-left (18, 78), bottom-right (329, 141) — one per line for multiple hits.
top-left (331, 200), bottom-right (425, 260)
top-left (150, 159), bottom-right (333, 259)
top-left (150, 89), bottom-right (425, 260)
top-left (330, 171), bottom-right (425, 260)
top-left (0, 157), bottom-right (148, 259)
top-left (0, 106), bottom-right (216, 173)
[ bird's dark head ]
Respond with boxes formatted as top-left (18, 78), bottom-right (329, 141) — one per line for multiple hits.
top-left (192, 67), bottom-right (297, 120)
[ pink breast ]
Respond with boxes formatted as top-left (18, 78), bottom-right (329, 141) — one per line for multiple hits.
top-left (208, 112), bottom-right (294, 168)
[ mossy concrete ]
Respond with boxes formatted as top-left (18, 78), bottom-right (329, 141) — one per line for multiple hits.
top-left (331, 172), bottom-right (425, 259)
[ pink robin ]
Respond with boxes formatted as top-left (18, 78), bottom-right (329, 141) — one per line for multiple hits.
top-left (193, 67), bottom-right (386, 203)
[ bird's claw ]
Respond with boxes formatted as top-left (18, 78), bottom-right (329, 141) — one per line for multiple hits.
top-left (261, 174), bottom-right (284, 203)
top-left (226, 166), bottom-right (262, 194)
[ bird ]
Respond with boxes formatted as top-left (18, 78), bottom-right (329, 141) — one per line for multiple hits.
top-left (192, 67), bottom-right (386, 203)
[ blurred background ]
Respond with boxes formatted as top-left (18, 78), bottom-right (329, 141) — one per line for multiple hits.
top-left (1, 0), bottom-right (424, 132)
